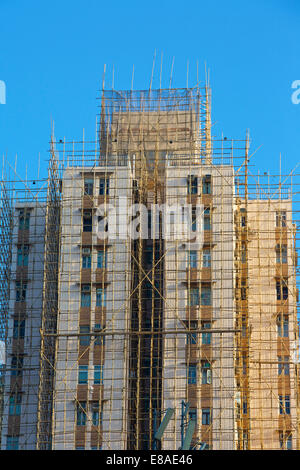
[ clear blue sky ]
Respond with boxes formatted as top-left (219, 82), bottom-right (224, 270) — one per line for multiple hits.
top-left (0, 0), bottom-right (299, 183)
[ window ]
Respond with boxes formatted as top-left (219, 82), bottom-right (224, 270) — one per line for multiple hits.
top-left (96, 288), bottom-right (106, 307)
top-left (9, 392), bottom-right (22, 416)
top-left (242, 399), bottom-right (247, 415)
top-left (11, 355), bottom-right (23, 377)
top-left (201, 361), bottom-right (212, 384)
top-left (81, 285), bottom-right (91, 307)
top-left (18, 209), bottom-right (30, 230)
top-left (6, 436), bottom-right (19, 450)
top-left (186, 321), bottom-right (197, 345)
top-left (94, 365), bottom-right (103, 385)
top-left (280, 432), bottom-right (292, 450)
top-left (276, 279), bottom-right (288, 300)
top-left (189, 408), bottom-right (197, 422)
top-left (83, 210), bottom-right (93, 232)
top-left (276, 244), bottom-right (287, 264)
top-left (277, 314), bottom-right (289, 338)
top-left (76, 402), bottom-right (87, 426)
top-left (99, 177), bottom-right (109, 196)
top-left (188, 250), bottom-right (197, 268)
top-left (276, 211), bottom-right (286, 228)
top-left (204, 208), bottom-right (211, 231)
top-left (202, 175), bottom-right (211, 195)
top-left (202, 248), bottom-right (211, 268)
top-left (82, 248), bottom-right (91, 269)
top-left (94, 324), bottom-right (105, 346)
top-left (279, 395), bottom-right (290, 415)
top-left (278, 356), bottom-right (290, 376)
top-left (187, 175), bottom-right (198, 195)
top-left (13, 319), bottom-right (25, 339)
top-left (91, 401), bottom-right (101, 426)
top-left (241, 315), bottom-right (247, 338)
top-left (78, 365), bottom-right (88, 384)
top-left (201, 284), bottom-right (211, 306)
top-left (17, 245), bottom-right (29, 267)
top-left (84, 178), bottom-right (94, 196)
top-left (191, 207), bottom-right (197, 232)
top-left (188, 288), bottom-right (199, 307)
top-left (240, 208), bottom-right (246, 227)
top-left (97, 250), bottom-right (107, 269)
top-left (79, 326), bottom-right (90, 346)
top-left (188, 364), bottom-right (197, 384)
top-left (201, 322), bottom-right (211, 345)
top-left (16, 281), bottom-right (27, 302)
top-left (202, 408), bottom-right (211, 425)
top-left (241, 242), bottom-right (246, 263)
top-left (241, 279), bottom-right (247, 301)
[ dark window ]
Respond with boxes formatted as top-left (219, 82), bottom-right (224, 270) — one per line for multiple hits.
top-left (186, 321), bottom-right (197, 345)
top-left (17, 245), bottom-right (29, 266)
top-left (82, 248), bottom-right (91, 269)
top-left (11, 355), bottom-right (23, 376)
top-left (79, 325), bottom-right (90, 346)
top-left (201, 284), bottom-right (211, 306)
top-left (276, 279), bottom-right (288, 300)
top-left (97, 250), bottom-right (107, 268)
top-left (202, 248), bottom-right (211, 268)
top-left (188, 364), bottom-right (197, 384)
top-left (78, 365), bottom-right (88, 384)
top-left (94, 365), bottom-right (103, 385)
top-left (83, 210), bottom-right (92, 232)
top-left (187, 175), bottom-right (198, 195)
top-left (16, 281), bottom-right (27, 302)
top-left (192, 206), bottom-right (197, 231)
top-left (91, 401), bottom-right (101, 426)
top-left (84, 179), bottom-right (94, 196)
top-left (81, 285), bottom-right (91, 307)
top-left (201, 322), bottom-right (211, 345)
top-left (76, 402), bottom-right (87, 426)
top-left (6, 436), bottom-right (19, 450)
top-left (94, 324), bottom-right (105, 346)
top-left (99, 177), bottom-right (109, 196)
top-left (204, 208), bottom-right (211, 230)
top-left (202, 408), bottom-right (211, 425)
top-left (9, 392), bottom-right (22, 416)
top-left (278, 356), bottom-right (290, 376)
top-left (189, 408), bottom-right (197, 422)
top-left (13, 319), bottom-right (25, 339)
top-left (202, 175), bottom-right (211, 194)
top-left (279, 395), bottom-right (290, 415)
top-left (18, 209), bottom-right (30, 230)
top-left (96, 288), bottom-right (106, 307)
top-left (188, 288), bottom-right (199, 306)
top-left (188, 250), bottom-right (197, 268)
top-left (241, 279), bottom-right (247, 300)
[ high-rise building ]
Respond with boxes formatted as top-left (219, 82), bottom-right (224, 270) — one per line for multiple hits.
top-left (0, 85), bottom-right (299, 450)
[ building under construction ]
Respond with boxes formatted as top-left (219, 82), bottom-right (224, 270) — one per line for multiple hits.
top-left (0, 82), bottom-right (299, 450)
